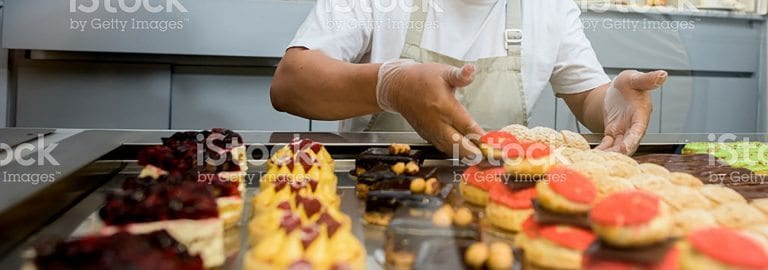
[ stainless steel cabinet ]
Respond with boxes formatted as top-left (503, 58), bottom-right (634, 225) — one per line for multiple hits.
top-left (170, 67), bottom-right (309, 131)
top-left (15, 61), bottom-right (171, 129)
top-left (662, 75), bottom-right (759, 132)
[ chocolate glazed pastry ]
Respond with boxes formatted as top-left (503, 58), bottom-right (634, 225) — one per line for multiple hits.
top-left (364, 191), bottom-right (444, 225)
top-left (584, 238), bottom-right (677, 265)
top-left (634, 154), bottom-right (768, 199)
top-left (352, 148), bottom-right (424, 176)
top-left (356, 165), bottom-right (439, 198)
top-left (531, 200), bottom-right (591, 229)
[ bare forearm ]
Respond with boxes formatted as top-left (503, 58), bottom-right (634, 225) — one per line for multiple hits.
top-left (270, 48), bottom-right (382, 120)
top-left (562, 83), bottom-right (609, 133)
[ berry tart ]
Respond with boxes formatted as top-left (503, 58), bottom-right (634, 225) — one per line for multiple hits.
top-left (24, 231), bottom-right (203, 270)
top-left (98, 181), bottom-right (225, 268)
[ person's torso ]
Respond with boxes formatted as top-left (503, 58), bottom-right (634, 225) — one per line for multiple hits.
top-left (360, 0), bottom-right (564, 114)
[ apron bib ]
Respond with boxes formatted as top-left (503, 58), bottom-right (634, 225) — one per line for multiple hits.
top-left (359, 0), bottom-right (528, 132)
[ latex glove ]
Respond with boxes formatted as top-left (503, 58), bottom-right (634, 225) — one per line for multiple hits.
top-left (597, 70), bottom-right (668, 155)
top-left (377, 59), bottom-right (485, 159)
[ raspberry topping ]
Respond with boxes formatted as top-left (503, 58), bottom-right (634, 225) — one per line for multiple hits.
top-left (505, 142), bottom-right (552, 159)
top-left (100, 181), bottom-right (218, 225)
top-left (590, 191), bottom-right (660, 226)
top-left (462, 165), bottom-right (506, 190)
top-left (280, 213), bottom-right (301, 233)
top-left (489, 187), bottom-right (537, 209)
top-left (547, 166), bottom-right (597, 204)
top-left (521, 216), bottom-right (541, 238)
top-left (689, 228), bottom-right (768, 268)
top-left (480, 131), bottom-right (519, 149)
top-left (317, 212), bottom-right (342, 237)
top-left (538, 225), bottom-right (596, 251)
top-left (288, 260), bottom-right (313, 270)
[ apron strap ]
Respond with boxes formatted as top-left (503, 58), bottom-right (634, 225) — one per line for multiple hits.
top-left (505, 0), bottom-right (523, 54)
top-left (404, 0), bottom-right (429, 47)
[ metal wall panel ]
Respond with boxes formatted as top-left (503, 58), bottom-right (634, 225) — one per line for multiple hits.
top-left (583, 12), bottom-right (761, 73)
top-left (2, 0), bottom-right (314, 57)
top-left (662, 76), bottom-right (759, 132)
top-left (170, 67), bottom-right (309, 131)
top-left (0, 7), bottom-right (7, 128)
top-left (15, 62), bottom-right (171, 128)
top-left (310, 121), bottom-right (339, 132)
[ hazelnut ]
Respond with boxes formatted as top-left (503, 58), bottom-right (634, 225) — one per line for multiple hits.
top-left (410, 178), bottom-right (426, 193)
top-left (432, 206), bottom-right (454, 227)
top-left (389, 143), bottom-right (411, 156)
top-left (391, 162), bottom-right (406, 175)
top-left (355, 167), bottom-right (366, 176)
top-left (464, 242), bottom-right (489, 268)
top-left (453, 207), bottom-right (474, 226)
top-left (425, 178), bottom-right (441, 195)
top-left (404, 161), bottom-right (420, 175)
top-left (488, 242), bottom-right (513, 270)
top-left (356, 184), bottom-right (369, 199)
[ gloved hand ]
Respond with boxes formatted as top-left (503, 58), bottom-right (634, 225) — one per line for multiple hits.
top-left (377, 59), bottom-right (485, 159)
top-left (597, 70), bottom-right (668, 155)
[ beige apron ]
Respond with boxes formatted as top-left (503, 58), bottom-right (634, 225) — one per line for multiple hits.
top-left (359, 0), bottom-right (528, 132)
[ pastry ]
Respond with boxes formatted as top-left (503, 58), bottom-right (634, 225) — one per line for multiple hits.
top-left (671, 209), bottom-right (717, 237)
top-left (501, 124), bottom-right (536, 142)
top-left (710, 202), bottom-right (768, 229)
top-left (698, 184), bottom-right (747, 205)
top-left (680, 227), bottom-right (768, 270)
top-left (569, 161), bottom-right (611, 181)
top-left (459, 165), bottom-right (505, 206)
top-left (244, 225), bottom-right (365, 270)
top-left (518, 216), bottom-right (596, 269)
top-left (363, 191), bottom-right (444, 226)
top-left (743, 225), bottom-right (768, 250)
top-left (552, 147), bottom-right (582, 165)
top-left (628, 174), bottom-right (673, 194)
top-left (503, 141), bottom-right (554, 177)
top-left (486, 186), bottom-right (536, 232)
top-left (568, 150), bottom-right (608, 164)
top-left (592, 176), bottom-right (635, 199)
top-left (605, 160), bottom-right (642, 178)
top-left (99, 181), bottom-right (225, 268)
top-left (26, 231), bottom-right (204, 270)
top-left (753, 198), bottom-right (768, 215)
top-left (600, 150), bottom-right (639, 166)
top-left (589, 191), bottom-right (672, 247)
top-left (479, 130), bottom-right (521, 161)
top-left (668, 172), bottom-right (704, 187)
top-left (352, 144), bottom-right (423, 176)
top-left (355, 164), bottom-right (440, 198)
top-left (582, 245), bottom-right (680, 270)
top-left (529, 126), bottom-right (566, 148)
top-left (384, 216), bottom-right (481, 269)
top-left (560, 130), bottom-right (590, 150)
top-left (638, 163), bottom-right (671, 177)
top-left (656, 185), bottom-right (712, 211)
top-left (536, 166), bottom-right (597, 214)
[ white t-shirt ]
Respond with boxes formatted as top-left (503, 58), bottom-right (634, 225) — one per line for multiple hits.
top-left (288, 0), bottom-right (610, 129)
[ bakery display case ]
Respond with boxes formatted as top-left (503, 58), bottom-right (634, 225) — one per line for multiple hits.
top-left (2, 129), bottom-right (768, 269)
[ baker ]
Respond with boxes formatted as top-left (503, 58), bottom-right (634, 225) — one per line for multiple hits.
top-left (270, 0), bottom-right (667, 158)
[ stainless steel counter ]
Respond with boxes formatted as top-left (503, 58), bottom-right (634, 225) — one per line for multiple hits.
top-left (1, 128), bottom-right (768, 269)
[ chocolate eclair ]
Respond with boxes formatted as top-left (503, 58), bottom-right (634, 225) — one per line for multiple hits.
top-left (363, 191), bottom-right (444, 226)
top-left (356, 164), bottom-right (440, 198)
top-left (352, 144), bottom-right (424, 176)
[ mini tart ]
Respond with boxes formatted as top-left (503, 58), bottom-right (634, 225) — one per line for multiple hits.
top-left (460, 165), bottom-right (505, 206)
top-left (244, 229), bottom-right (365, 270)
top-left (520, 216), bottom-right (596, 270)
top-left (536, 166), bottom-right (597, 214)
top-left (503, 141), bottom-right (554, 177)
top-left (479, 131), bottom-right (520, 161)
top-left (680, 227), bottom-right (768, 270)
top-left (486, 187), bottom-right (537, 232)
top-left (582, 246), bottom-right (680, 270)
top-left (590, 191), bottom-right (672, 247)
